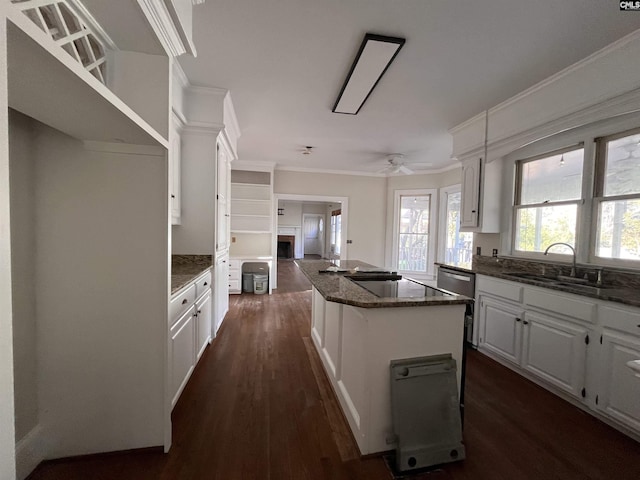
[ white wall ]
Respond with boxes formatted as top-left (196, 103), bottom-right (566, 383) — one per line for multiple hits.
top-left (277, 200), bottom-right (302, 227)
top-left (230, 233), bottom-right (271, 257)
top-left (10, 120), bottom-right (168, 464)
top-left (0, 11), bottom-right (17, 476)
top-left (172, 130), bottom-right (216, 254)
top-left (108, 51), bottom-right (170, 139)
top-left (8, 111), bottom-right (38, 445)
top-left (274, 171), bottom-right (387, 266)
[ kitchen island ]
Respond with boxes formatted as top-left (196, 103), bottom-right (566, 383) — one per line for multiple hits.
top-left (297, 259), bottom-right (472, 455)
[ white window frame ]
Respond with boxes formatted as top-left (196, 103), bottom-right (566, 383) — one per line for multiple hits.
top-left (511, 144), bottom-right (585, 259)
top-left (591, 126), bottom-right (640, 268)
top-left (438, 184), bottom-right (473, 268)
top-left (391, 188), bottom-right (438, 279)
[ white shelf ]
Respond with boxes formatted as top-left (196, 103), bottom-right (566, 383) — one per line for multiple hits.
top-left (230, 214), bottom-right (271, 232)
top-left (7, 9), bottom-right (167, 147)
top-left (231, 199), bottom-right (271, 216)
top-left (230, 183), bottom-right (270, 201)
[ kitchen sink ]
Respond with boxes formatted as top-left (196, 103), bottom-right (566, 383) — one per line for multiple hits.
top-left (554, 282), bottom-right (615, 293)
top-left (503, 272), bottom-right (559, 283)
top-left (503, 272), bottom-right (615, 293)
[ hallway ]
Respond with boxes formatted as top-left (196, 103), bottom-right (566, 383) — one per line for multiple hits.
top-left (29, 261), bottom-right (640, 479)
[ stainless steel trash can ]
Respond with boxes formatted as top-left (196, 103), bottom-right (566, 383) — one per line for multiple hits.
top-left (242, 273), bottom-right (254, 293)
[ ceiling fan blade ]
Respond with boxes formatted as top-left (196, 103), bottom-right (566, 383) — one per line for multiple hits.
top-left (376, 166), bottom-right (392, 174)
top-left (398, 165), bottom-right (414, 175)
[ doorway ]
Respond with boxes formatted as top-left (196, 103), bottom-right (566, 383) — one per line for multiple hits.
top-left (272, 193), bottom-right (349, 290)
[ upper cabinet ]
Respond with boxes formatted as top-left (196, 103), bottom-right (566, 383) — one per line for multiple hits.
top-left (460, 157), bottom-right (480, 229)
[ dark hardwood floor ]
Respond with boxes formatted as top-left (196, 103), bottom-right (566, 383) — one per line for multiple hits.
top-left (29, 260), bottom-right (640, 479)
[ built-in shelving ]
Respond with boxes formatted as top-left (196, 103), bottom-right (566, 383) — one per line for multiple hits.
top-left (230, 182), bottom-right (272, 233)
top-left (7, 7), bottom-right (167, 147)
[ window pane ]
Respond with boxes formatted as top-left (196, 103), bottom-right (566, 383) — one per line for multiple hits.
top-left (603, 133), bottom-right (640, 196)
top-left (398, 234), bottom-right (428, 272)
top-left (596, 199), bottom-right (640, 260)
top-left (400, 195), bottom-right (430, 234)
top-left (514, 205), bottom-right (577, 252)
top-left (445, 191), bottom-right (473, 269)
top-left (519, 149), bottom-right (583, 205)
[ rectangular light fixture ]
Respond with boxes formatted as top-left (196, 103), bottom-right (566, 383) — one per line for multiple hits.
top-left (332, 33), bottom-right (406, 115)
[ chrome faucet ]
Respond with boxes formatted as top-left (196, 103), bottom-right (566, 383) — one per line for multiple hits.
top-left (544, 242), bottom-right (577, 278)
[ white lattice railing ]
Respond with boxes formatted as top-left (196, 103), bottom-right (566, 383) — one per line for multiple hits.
top-left (11, 0), bottom-right (109, 84)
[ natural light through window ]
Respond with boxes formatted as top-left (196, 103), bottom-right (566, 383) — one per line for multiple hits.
top-left (398, 195), bottom-right (430, 272)
top-left (595, 130), bottom-right (640, 262)
top-left (443, 190), bottom-right (473, 268)
top-left (514, 147), bottom-right (584, 253)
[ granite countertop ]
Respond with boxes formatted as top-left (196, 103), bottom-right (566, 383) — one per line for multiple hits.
top-left (171, 255), bottom-right (213, 295)
top-left (297, 259), bottom-right (472, 308)
top-left (437, 258), bottom-right (640, 308)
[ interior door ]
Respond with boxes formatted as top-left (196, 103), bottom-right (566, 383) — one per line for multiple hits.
top-left (303, 215), bottom-right (322, 256)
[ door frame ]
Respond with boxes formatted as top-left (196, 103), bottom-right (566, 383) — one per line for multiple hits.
top-left (272, 193), bottom-right (349, 290)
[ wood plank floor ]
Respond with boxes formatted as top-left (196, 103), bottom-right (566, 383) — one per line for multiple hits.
top-left (29, 260), bottom-right (640, 479)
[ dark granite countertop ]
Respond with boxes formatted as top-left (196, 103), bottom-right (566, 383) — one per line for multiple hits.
top-left (171, 255), bottom-right (213, 295)
top-left (297, 259), bottom-right (472, 308)
top-left (437, 257), bottom-right (640, 308)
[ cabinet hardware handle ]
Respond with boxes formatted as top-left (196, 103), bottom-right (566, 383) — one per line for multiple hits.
top-left (171, 194), bottom-right (175, 198)
top-left (197, 310), bottom-right (202, 314)
top-left (581, 388), bottom-right (586, 398)
top-left (204, 282), bottom-right (208, 286)
top-left (515, 318), bottom-right (521, 322)
top-left (471, 210), bottom-right (476, 213)
top-left (523, 320), bottom-right (529, 325)
top-left (223, 260), bottom-right (227, 263)
top-left (181, 299), bottom-right (188, 305)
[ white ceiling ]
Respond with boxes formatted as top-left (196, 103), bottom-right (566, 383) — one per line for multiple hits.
top-left (179, 0), bottom-right (640, 175)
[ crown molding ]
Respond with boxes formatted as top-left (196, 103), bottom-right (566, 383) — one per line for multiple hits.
top-left (223, 91), bottom-right (241, 141)
top-left (488, 28), bottom-right (640, 118)
top-left (232, 160), bottom-right (276, 172)
top-left (137, 0), bottom-right (186, 57)
top-left (187, 84), bottom-right (228, 97)
top-left (274, 163), bottom-right (459, 177)
top-left (181, 121), bottom-right (224, 135)
top-left (172, 59), bottom-right (190, 89)
top-left (192, 0), bottom-right (206, 5)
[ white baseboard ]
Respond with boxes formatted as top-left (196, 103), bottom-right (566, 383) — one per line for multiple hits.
top-left (15, 424), bottom-right (47, 480)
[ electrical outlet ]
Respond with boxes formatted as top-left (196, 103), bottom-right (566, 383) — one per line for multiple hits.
top-left (232, 236), bottom-right (236, 243)
top-left (492, 249), bottom-right (498, 257)
top-left (476, 247), bottom-right (481, 256)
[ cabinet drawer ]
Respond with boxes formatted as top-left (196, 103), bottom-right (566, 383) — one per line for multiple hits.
top-left (194, 270), bottom-right (212, 298)
top-left (524, 287), bottom-right (596, 324)
top-left (229, 269), bottom-right (241, 281)
top-left (170, 283), bottom-right (196, 324)
top-left (477, 275), bottom-right (523, 303)
top-left (229, 259), bottom-right (241, 271)
top-left (229, 278), bottom-right (241, 294)
top-left (599, 303), bottom-right (640, 335)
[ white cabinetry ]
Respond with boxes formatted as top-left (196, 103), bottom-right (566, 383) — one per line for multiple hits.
top-left (169, 269), bottom-right (212, 407)
top-left (596, 304), bottom-right (640, 432)
top-left (228, 259), bottom-right (241, 294)
top-left (216, 142), bottom-right (231, 254)
top-left (476, 274), bottom-right (640, 437)
top-left (170, 113), bottom-right (182, 225)
top-left (459, 156), bottom-right (502, 233)
top-left (460, 157), bottom-right (480, 228)
top-left (214, 255), bottom-right (229, 333)
top-left (478, 296), bottom-right (524, 365)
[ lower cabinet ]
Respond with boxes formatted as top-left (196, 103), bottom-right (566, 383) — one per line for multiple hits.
top-left (170, 306), bottom-right (196, 407)
top-left (214, 254), bottom-right (229, 334)
top-left (521, 311), bottom-right (588, 399)
top-left (476, 274), bottom-right (640, 437)
top-left (169, 269), bottom-right (212, 408)
top-left (196, 289), bottom-right (212, 361)
top-left (478, 296), bottom-right (523, 365)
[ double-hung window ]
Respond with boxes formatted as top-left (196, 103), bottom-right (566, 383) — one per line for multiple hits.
top-left (594, 128), bottom-right (640, 263)
top-left (513, 146), bottom-right (584, 254)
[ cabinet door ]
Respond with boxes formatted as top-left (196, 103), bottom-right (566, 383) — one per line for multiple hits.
top-left (170, 306), bottom-right (196, 407)
top-left (596, 330), bottom-right (640, 432)
top-left (478, 296), bottom-right (524, 365)
top-left (170, 116), bottom-right (181, 225)
top-left (216, 143), bottom-right (230, 253)
top-left (214, 255), bottom-right (229, 334)
top-left (196, 289), bottom-right (212, 359)
top-left (521, 311), bottom-right (588, 399)
top-left (460, 157), bottom-right (480, 228)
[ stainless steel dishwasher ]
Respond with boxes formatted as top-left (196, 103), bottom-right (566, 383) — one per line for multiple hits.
top-left (437, 266), bottom-right (475, 345)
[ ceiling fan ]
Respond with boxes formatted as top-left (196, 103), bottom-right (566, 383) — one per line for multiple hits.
top-left (376, 154), bottom-right (432, 175)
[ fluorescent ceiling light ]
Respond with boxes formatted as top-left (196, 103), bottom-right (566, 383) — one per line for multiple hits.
top-left (333, 33), bottom-right (405, 115)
